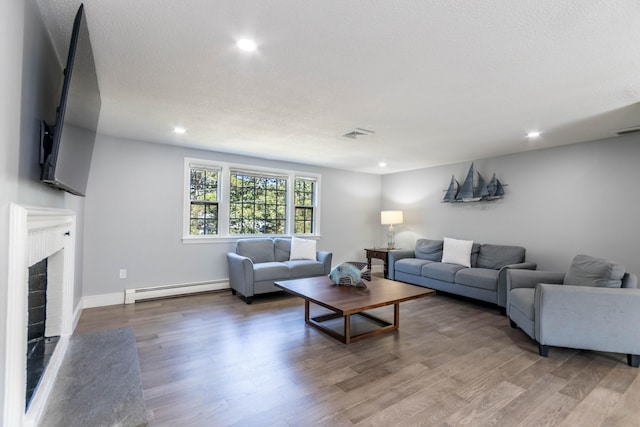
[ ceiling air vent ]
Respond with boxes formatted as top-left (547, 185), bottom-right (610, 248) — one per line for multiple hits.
top-left (342, 128), bottom-right (375, 139)
top-left (615, 125), bottom-right (640, 136)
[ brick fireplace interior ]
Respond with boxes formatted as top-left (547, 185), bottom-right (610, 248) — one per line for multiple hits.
top-left (26, 258), bottom-right (60, 410)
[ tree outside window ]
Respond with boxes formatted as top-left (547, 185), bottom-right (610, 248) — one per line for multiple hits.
top-left (294, 178), bottom-right (316, 234)
top-left (229, 172), bottom-right (287, 235)
top-left (189, 167), bottom-right (219, 235)
top-left (184, 158), bottom-right (320, 240)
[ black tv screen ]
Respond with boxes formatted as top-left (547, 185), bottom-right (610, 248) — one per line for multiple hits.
top-left (41, 4), bottom-right (101, 197)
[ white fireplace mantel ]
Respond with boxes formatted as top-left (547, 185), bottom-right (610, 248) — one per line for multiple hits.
top-left (4, 204), bottom-right (76, 427)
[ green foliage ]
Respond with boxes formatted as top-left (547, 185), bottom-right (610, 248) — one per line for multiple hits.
top-left (189, 168), bottom-right (219, 235)
top-left (294, 180), bottom-right (315, 233)
top-left (190, 168), bottom-right (316, 236)
top-left (229, 173), bottom-right (287, 235)
top-left (189, 202), bottom-right (218, 235)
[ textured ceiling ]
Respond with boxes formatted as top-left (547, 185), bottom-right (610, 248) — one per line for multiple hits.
top-left (36, 0), bottom-right (640, 174)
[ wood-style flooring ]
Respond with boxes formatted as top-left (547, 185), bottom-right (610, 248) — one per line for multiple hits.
top-left (75, 289), bottom-right (640, 426)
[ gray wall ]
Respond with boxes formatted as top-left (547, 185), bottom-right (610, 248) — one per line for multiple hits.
top-left (0, 0), bottom-right (25, 419)
top-left (82, 134), bottom-right (381, 296)
top-left (19, 0), bottom-right (90, 311)
top-left (2, 1), bottom-right (89, 420)
top-left (382, 134), bottom-right (640, 274)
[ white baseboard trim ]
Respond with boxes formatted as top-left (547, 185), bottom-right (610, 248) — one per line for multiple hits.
top-left (125, 279), bottom-right (230, 304)
top-left (82, 292), bottom-right (125, 309)
top-left (72, 301), bottom-right (84, 333)
top-left (77, 280), bottom-right (231, 310)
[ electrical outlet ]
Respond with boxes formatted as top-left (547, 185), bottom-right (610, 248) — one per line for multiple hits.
top-left (119, 269), bottom-right (127, 279)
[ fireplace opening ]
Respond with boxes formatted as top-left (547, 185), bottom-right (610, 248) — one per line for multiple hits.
top-left (26, 258), bottom-right (60, 410)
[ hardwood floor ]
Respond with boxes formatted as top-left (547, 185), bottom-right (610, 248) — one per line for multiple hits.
top-left (75, 290), bottom-right (640, 426)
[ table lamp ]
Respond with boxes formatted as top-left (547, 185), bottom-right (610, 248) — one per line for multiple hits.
top-left (381, 210), bottom-right (403, 249)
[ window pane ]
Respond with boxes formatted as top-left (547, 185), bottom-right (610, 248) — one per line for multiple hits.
top-left (295, 207), bottom-right (313, 234)
top-left (294, 178), bottom-right (315, 234)
top-left (229, 173), bottom-right (287, 234)
top-left (204, 171), bottom-right (218, 202)
top-left (190, 202), bottom-right (218, 235)
top-left (189, 166), bottom-right (219, 235)
top-left (229, 172), bottom-right (287, 235)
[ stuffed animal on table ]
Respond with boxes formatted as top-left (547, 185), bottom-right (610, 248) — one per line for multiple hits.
top-left (329, 262), bottom-right (371, 288)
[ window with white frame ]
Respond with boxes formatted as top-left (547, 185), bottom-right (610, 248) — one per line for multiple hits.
top-left (184, 158), bottom-right (320, 240)
top-left (188, 165), bottom-right (220, 235)
top-left (294, 177), bottom-right (317, 234)
top-left (229, 169), bottom-right (287, 235)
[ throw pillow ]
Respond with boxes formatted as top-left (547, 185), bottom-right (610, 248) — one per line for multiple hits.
top-left (441, 237), bottom-right (473, 268)
top-left (415, 239), bottom-right (444, 261)
top-left (289, 237), bottom-right (317, 261)
top-left (476, 244), bottom-right (526, 269)
top-left (563, 254), bottom-right (625, 288)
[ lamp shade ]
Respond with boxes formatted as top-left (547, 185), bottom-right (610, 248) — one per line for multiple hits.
top-left (381, 210), bottom-right (403, 225)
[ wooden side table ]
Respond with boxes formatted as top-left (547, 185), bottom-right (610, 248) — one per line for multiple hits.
top-left (365, 248), bottom-right (391, 279)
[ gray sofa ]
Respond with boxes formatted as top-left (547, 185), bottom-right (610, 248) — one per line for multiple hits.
top-left (389, 238), bottom-right (536, 310)
top-left (506, 254), bottom-right (640, 367)
top-left (227, 237), bottom-right (332, 303)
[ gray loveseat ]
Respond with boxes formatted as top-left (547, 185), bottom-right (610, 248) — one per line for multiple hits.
top-left (227, 237), bottom-right (332, 303)
top-left (389, 238), bottom-right (536, 310)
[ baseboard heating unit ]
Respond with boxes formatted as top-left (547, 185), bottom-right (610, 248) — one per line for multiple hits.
top-left (124, 279), bottom-right (229, 304)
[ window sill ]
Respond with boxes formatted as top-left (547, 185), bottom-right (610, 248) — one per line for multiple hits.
top-left (182, 234), bottom-right (321, 244)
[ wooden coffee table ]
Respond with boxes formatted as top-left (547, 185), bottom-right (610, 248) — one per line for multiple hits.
top-left (275, 276), bottom-right (435, 344)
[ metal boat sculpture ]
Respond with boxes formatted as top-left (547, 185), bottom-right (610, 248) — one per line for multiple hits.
top-left (442, 175), bottom-right (460, 202)
top-left (329, 262), bottom-right (371, 287)
top-left (486, 173), bottom-right (505, 200)
top-left (442, 163), bottom-right (506, 203)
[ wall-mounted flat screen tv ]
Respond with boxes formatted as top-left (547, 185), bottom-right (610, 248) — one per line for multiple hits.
top-left (40, 3), bottom-right (101, 197)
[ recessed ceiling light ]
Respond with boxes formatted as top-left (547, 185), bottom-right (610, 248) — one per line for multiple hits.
top-left (379, 162), bottom-right (387, 168)
top-left (236, 39), bottom-right (257, 52)
top-left (173, 127), bottom-right (186, 134)
top-left (526, 131), bottom-right (541, 138)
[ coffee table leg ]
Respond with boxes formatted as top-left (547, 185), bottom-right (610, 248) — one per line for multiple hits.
top-left (304, 300), bottom-right (402, 344)
top-left (394, 303), bottom-right (399, 328)
top-left (344, 314), bottom-right (351, 344)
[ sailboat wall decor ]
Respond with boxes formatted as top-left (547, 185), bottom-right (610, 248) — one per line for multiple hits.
top-left (442, 163), bottom-right (507, 203)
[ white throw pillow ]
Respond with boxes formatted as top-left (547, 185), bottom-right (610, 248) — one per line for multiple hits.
top-left (289, 237), bottom-right (317, 260)
top-left (442, 237), bottom-right (473, 267)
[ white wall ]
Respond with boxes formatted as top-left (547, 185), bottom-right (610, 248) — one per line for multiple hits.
top-left (382, 134), bottom-right (640, 274)
top-left (82, 135), bottom-right (381, 297)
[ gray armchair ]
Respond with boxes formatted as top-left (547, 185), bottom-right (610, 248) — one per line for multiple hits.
top-left (506, 254), bottom-right (640, 367)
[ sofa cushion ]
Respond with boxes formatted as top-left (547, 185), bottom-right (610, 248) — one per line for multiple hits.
top-left (442, 238), bottom-right (473, 267)
top-left (236, 238), bottom-right (275, 263)
top-left (415, 239), bottom-right (443, 261)
top-left (455, 268), bottom-right (500, 291)
top-left (274, 238), bottom-right (291, 262)
top-left (509, 288), bottom-right (535, 321)
top-left (253, 262), bottom-right (291, 282)
top-left (395, 258), bottom-right (434, 276)
top-left (283, 260), bottom-right (325, 278)
top-left (422, 262), bottom-right (467, 282)
top-left (470, 243), bottom-right (481, 267)
top-left (563, 254), bottom-right (625, 288)
top-left (476, 244), bottom-right (526, 269)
